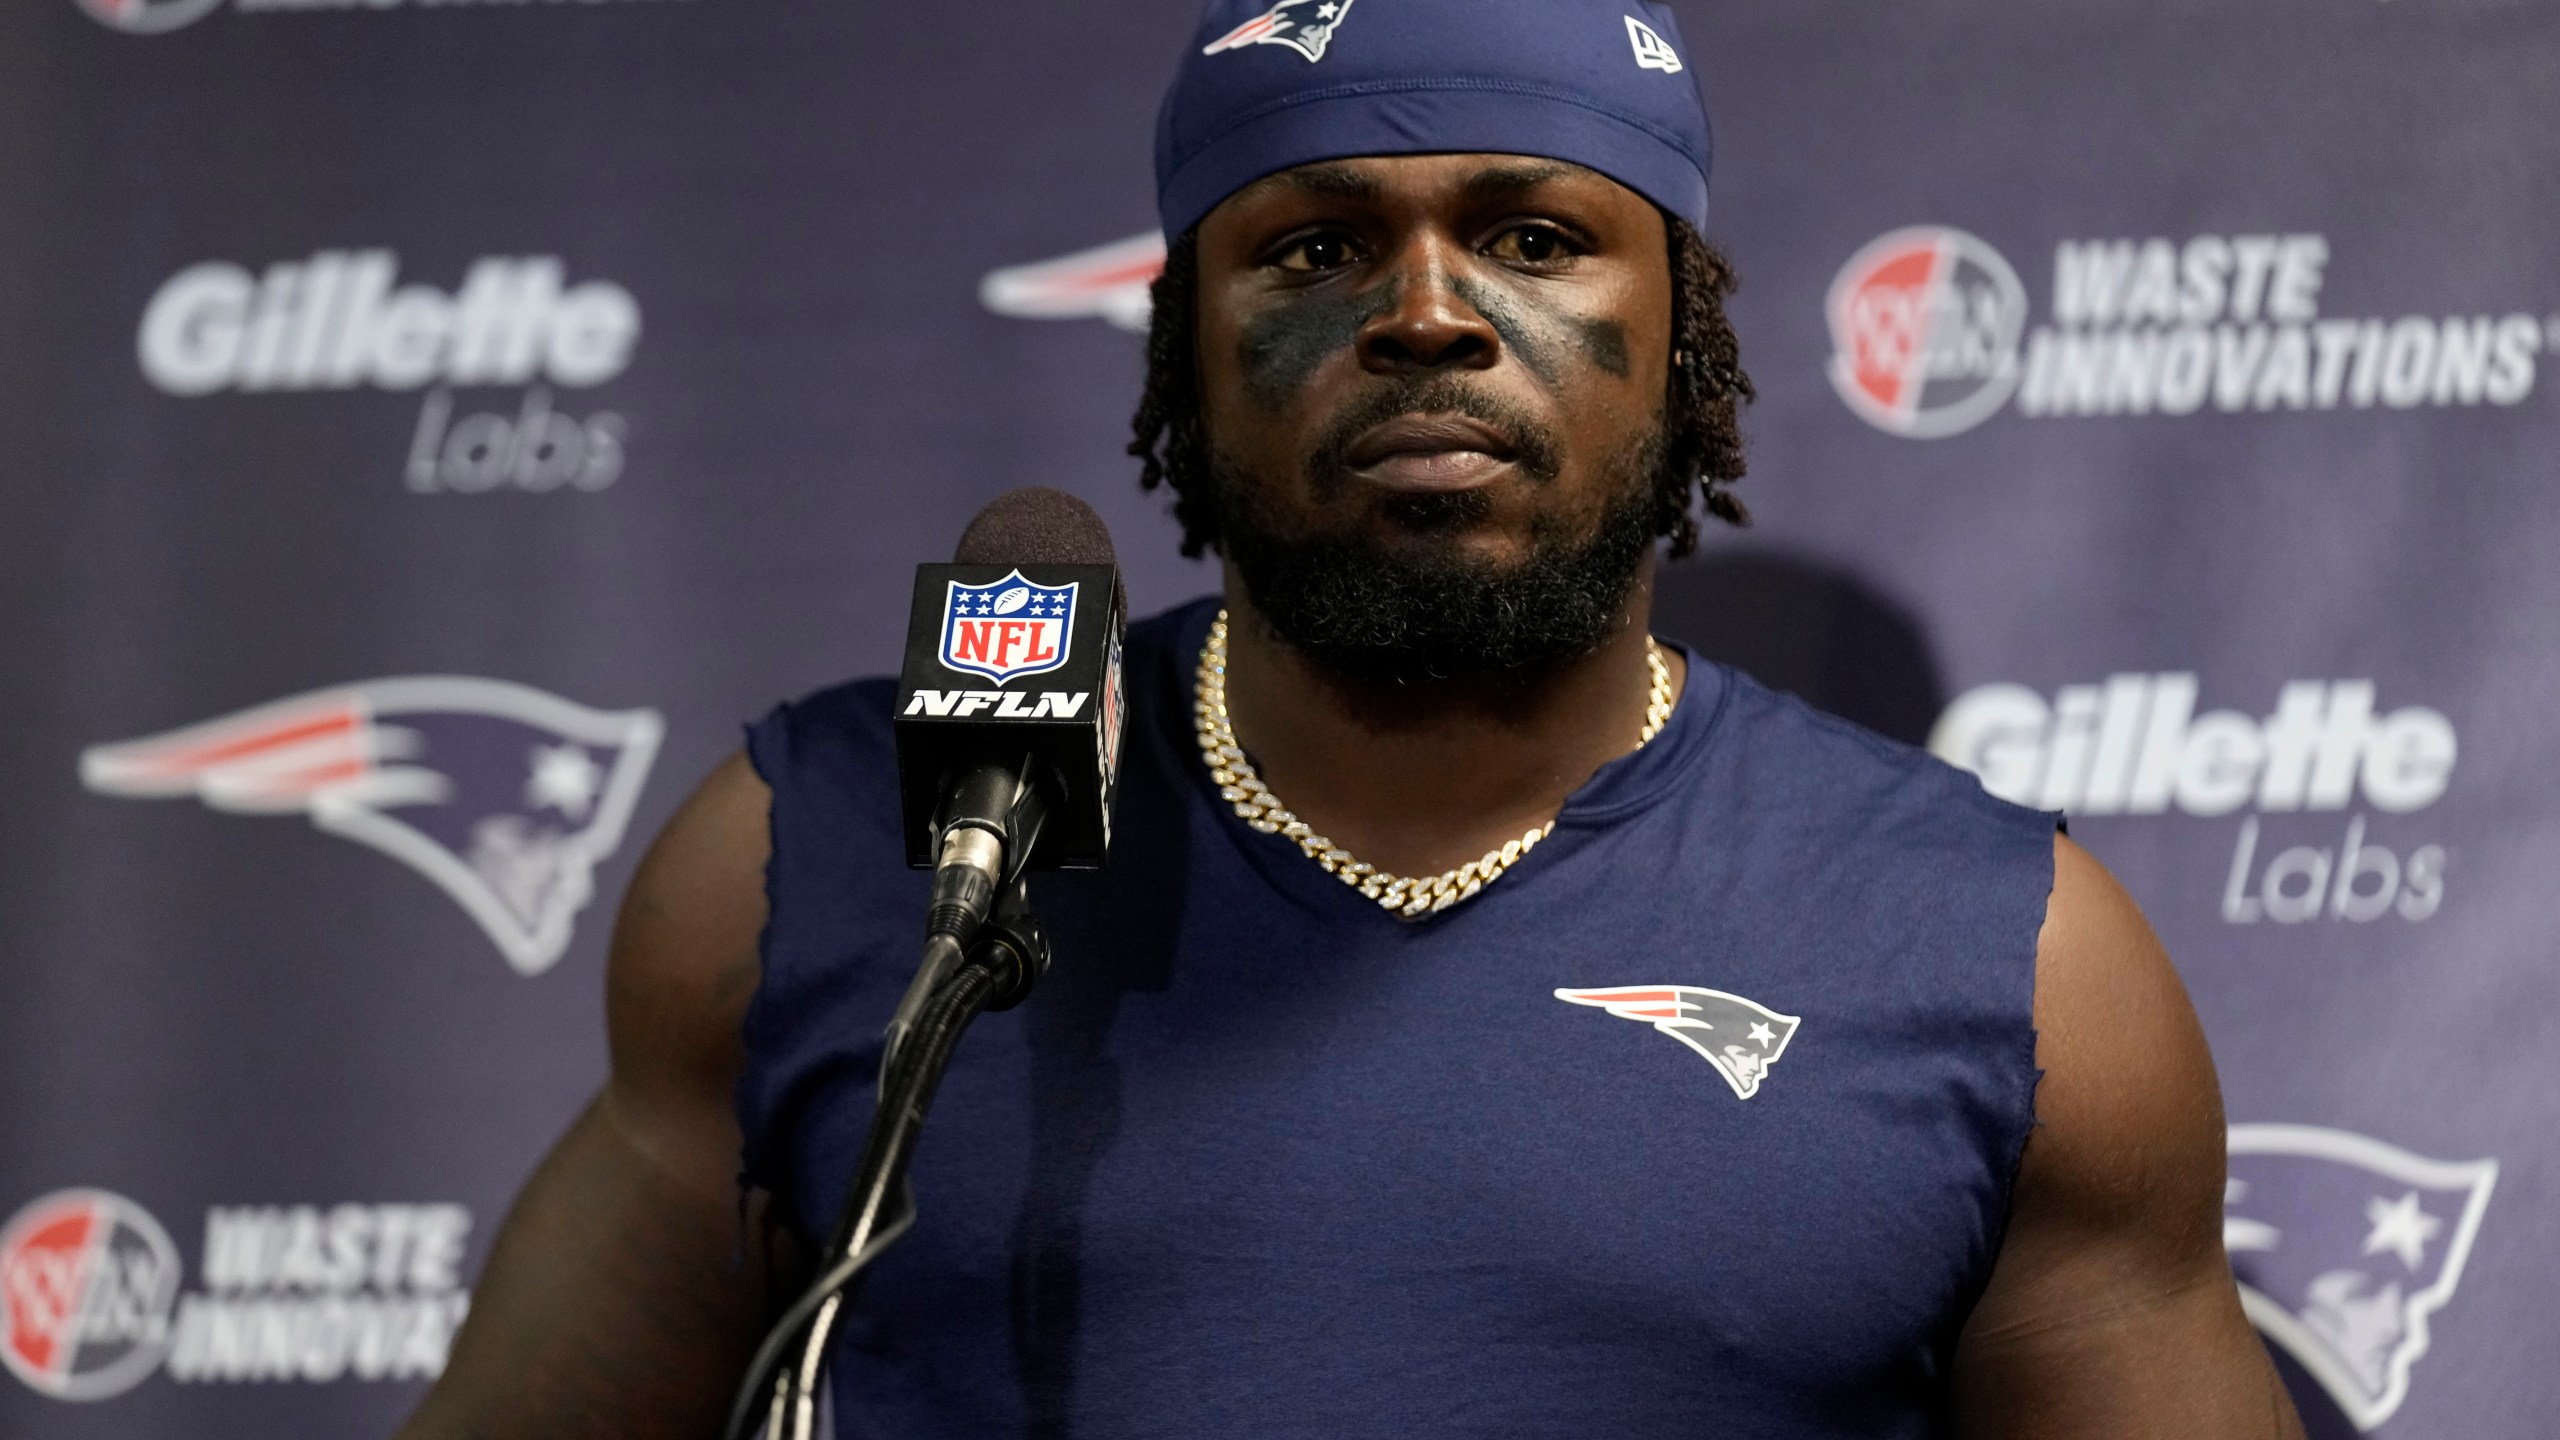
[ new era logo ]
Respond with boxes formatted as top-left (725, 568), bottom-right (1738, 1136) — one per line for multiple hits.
top-left (1625, 16), bottom-right (1682, 74)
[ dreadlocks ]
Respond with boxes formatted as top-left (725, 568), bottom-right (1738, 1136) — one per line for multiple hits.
top-left (1127, 214), bottom-right (1753, 560)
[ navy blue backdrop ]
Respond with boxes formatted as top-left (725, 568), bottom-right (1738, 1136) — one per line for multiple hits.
top-left (3, 1), bottom-right (2554, 1434)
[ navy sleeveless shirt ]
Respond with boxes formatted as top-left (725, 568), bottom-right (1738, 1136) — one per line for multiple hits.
top-left (740, 599), bottom-right (2052, 1439)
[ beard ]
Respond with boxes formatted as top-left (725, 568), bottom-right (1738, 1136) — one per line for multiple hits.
top-left (1211, 379), bottom-right (1670, 686)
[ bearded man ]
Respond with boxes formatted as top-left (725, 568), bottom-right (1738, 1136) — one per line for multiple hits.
top-left (400, 2), bottom-right (2305, 1436)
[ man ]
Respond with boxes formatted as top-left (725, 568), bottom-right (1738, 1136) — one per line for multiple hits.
top-left (402, 2), bottom-right (2305, 1436)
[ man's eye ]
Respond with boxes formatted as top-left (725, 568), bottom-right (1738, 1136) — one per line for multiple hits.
top-left (1489, 226), bottom-right (1572, 264)
top-left (1275, 234), bottom-right (1359, 272)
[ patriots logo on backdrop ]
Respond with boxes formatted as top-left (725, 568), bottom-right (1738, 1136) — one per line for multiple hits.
top-left (73, 0), bottom-right (226, 36)
top-left (80, 677), bottom-right (663, 977)
top-left (978, 232), bottom-right (1165, 333)
top-left (941, 572), bottom-right (1078, 685)
top-left (1554, 985), bottom-right (1802, 1099)
top-left (1203, 0), bottom-right (1356, 63)
top-left (2223, 1124), bottom-right (2498, 1431)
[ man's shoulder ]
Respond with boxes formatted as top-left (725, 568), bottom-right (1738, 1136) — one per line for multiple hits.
top-left (1699, 660), bottom-right (2053, 851)
top-left (1127, 594), bottom-right (1222, 663)
top-left (747, 674), bottom-right (901, 781)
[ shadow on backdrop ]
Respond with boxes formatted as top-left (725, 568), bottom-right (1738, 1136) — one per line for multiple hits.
top-left (1651, 548), bottom-right (1948, 748)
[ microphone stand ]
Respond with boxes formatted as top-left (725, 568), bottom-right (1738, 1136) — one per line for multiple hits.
top-left (720, 878), bottom-right (1051, 1440)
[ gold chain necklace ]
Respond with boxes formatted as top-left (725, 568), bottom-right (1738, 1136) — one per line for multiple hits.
top-left (1194, 609), bottom-right (1675, 920)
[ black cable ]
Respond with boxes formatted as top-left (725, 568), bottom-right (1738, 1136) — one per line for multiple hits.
top-left (720, 958), bottom-right (1003, 1440)
top-left (880, 932), bottom-right (967, 1075)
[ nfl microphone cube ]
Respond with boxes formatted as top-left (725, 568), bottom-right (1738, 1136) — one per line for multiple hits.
top-left (895, 564), bottom-right (1125, 869)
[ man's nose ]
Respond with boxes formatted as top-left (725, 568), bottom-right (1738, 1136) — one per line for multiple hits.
top-left (1354, 237), bottom-right (1500, 375)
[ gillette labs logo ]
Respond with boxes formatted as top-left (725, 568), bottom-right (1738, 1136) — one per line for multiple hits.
top-left (1932, 676), bottom-right (2456, 926)
top-left (140, 253), bottom-right (637, 396)
top-left (137, 252), bottom-right (637, 492)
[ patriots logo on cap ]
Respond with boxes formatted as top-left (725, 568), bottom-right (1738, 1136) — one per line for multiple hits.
top-left (2223, 1124), bottom-right (2497, 1431)
top-left (1203, 0), bottom-right (1356, 63)
top-left (79, 677), bottom-right (663, 977)
top-left (942, 572), bottom-right (1078, 685)
top-left (1554, 985), bottom-right (1802, 1099)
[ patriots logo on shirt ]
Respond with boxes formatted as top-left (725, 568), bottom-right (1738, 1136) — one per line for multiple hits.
top-left (1554, 985), bottom-right (1802, 1100)
top-left (2223, 1124), bottom-right (2498, 1431)
top-left (1203, 0), bottom-right (1357, 63)
top-left (79, 677), bottom-right (663, 977)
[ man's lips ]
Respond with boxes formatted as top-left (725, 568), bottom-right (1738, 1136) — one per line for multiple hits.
top-left (1339, 413), bottom-right (1521, 492)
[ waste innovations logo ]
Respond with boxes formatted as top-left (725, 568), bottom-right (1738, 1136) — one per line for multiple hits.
top-left (1, 1191), bottom-right (180, 1401)
top-left (2224, 1126), bottom-right (2496, 1431)
top-left (1829, 227), bottom-right (2553, 437)
top-left (81, 677), bottom-right (663, 976)
top-left (78, 0), bottom-right (688, 33)
top-left (138, 251), bottom-right (638, 494)
top-left (1931, 675), bottom-right (2455, 926)
top-left (1826, 227), bottom-right (2028, 439)
top-left (3, 1190), bottom-right (473, 1402)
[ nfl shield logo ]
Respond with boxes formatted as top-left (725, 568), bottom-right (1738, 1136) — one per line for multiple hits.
top-left (941, 571), bottom-right (1078, 684)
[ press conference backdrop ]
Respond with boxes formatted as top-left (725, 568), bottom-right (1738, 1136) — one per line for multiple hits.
top-left (2, 0), bottom-right (2553, 1434)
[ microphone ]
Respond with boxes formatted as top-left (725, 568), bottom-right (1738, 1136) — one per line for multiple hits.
top-left (725, 489), bottom-right (1127, 1440)
top-left (892, 484), bottom-right (1126, 968)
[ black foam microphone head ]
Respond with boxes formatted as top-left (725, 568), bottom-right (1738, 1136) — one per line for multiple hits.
top-left (952, 486), bottom-right (1117, 568)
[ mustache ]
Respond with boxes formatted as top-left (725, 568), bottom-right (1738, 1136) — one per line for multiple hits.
top-left (1303, 377), bottom-right (1565, 496)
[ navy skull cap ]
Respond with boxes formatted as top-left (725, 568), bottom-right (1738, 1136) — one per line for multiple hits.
top-left (1155, 0), bottom-right (1713, 241)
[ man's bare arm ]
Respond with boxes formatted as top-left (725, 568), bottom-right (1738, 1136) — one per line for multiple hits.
top-left (1952, 834), bottom-right (2304, 1438)
top-left (398, 753), bottom-right (799, 1440)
